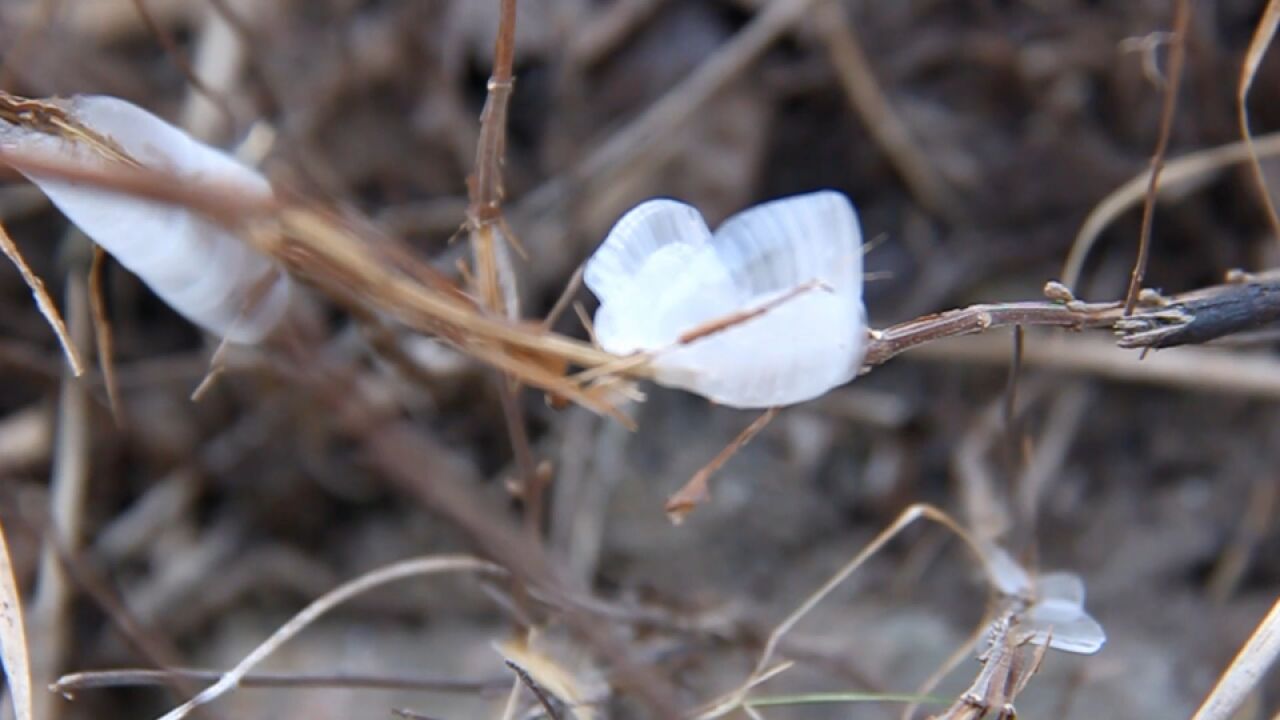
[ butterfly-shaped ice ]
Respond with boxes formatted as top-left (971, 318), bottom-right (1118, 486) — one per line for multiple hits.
top-left (984, 545), bottom-right (1106, 655)
top-left (0, 95), bottom-right (290, 343)
top-left (584, 191), bottom-right (867, 408)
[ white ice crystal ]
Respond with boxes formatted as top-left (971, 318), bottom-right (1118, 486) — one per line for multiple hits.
top-left (985, 545), bottom-right (1107, 655)
top-left (584, 190), bottom-right (867, 408)
top-left (0, 95), bottom-right (290, 343)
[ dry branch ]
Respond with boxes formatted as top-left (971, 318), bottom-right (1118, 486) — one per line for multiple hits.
top-left (862, 278), bottom-right (1280, 372)
top-left (4, 89), bottom-right (1278, 426)
top-left (1124, 0), bottom-right (1191, 314)
top-left (54, 667), bottom-right (507, 694)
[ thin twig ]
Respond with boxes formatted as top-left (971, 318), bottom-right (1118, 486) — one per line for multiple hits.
top-left (154, 555), bottom-right (504, 720)
top-left (6, 125), bottom-right (1280, 412)
top-left (695, 503), bottom-right (993, 719)
top-left (907, 332), bottom-right (1280, 400)
top-left (665, 408), bottom-right (778, 524)
top-left (504, 659), bottom-right (565, 720)
top-left (541, 263), bottom-right (584, 332)
top-left (29, 270), bottom-right (92, 720)
top-left (0, 0), bottom-right (63, 90)
top-left (809, 0), bottom-right (964, 222)
top-left (179, 0), bottom-right (255, 142)
top-left (88, 246), bottom-right (123, 424)
top-left (1192, 595), bottom-right (1280, 720)
top-left (468, 0), bottom-right (519, 316)
top-left (53, 667), bottom-right (509, 694)
top-left (1123, 0), bottom-right (1191, 315)
top-left (1001, 325), bottom-right (1026, 484)
top-left (862, 297), bottom-right (1115, 369)
top-left (130, 0), bottom-right (236, 136)
top-left (863, 277), bottom-right (1280, 370)
top-left (0, 222), bottom-right (84, 375)
top-left (7, 504), bottom-right (207, 706)
top-left (462, 0), bottom-right (547, 540)
top-left (1062, 128), bottom-right (1280, 290)
top-left (568, 0), bottom-right (668, 68)
top-left (357, 420), bottom-right (682, 716)
top-left (520, 0), bottom-right (822, 217)
top-left (1237, 0), bottom-right (1280, 248)
top-left (1206, 476), bottom-right (1278, 604)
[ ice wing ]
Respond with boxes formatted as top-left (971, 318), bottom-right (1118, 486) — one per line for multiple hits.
top-left (1035, 571), bottom-right (1086, 610)
top-left (710, 190), bottom-right (862, 299)
top-left (584, 198), bottom-right (712, 307)
top-left (982, 544), bottom-right (1035, 597)
top-left (1022, 572), bottom-right (1105, 655)
top-left (1023, 606), bottom-right (1107, 655)
top-left (0, 95), bottom-right (288, 343)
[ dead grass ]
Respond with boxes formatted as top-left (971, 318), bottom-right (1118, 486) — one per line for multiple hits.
top-left (0, 1), bottom-right (1278, 719)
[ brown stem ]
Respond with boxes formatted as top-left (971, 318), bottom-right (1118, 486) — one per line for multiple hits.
top-left (463, 0), bottom-right (546, 542)
top-left (468, 0), bottom-right (518, 311)
top-left (54, 667), bottom-right (507, 694)
top-left (862, 299), bottom-right (1118, 370)
top-left (505, 659), bottom-right (565, 720)
top-left (865, 276), bottom-right (1280, 371)
top-left (130, 0), bottom-right (236, 134)
top-left (1124, 0), bottom-right (1192, 315)
top-left (473, 0), bottom-right (517, 221)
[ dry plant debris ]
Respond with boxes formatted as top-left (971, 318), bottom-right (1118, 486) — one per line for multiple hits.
top-left (0, 1), bottom-right (1278, 719)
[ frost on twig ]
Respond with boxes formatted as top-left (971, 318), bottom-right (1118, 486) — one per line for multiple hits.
top-left (0, 92), bottom-right (290, 343)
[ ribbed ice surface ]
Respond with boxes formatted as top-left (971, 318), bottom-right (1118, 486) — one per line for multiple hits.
top-left (584, 190), bottom-right (866, 408)
top-left (0, 94), bottom-right (290, 343)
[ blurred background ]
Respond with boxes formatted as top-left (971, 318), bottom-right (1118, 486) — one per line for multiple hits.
top-left (1, 1), bottom-right (1279, 718)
